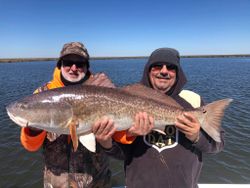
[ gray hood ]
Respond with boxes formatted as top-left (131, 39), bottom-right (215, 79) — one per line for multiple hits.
top-left (140, 48), bottom-right (187, 96)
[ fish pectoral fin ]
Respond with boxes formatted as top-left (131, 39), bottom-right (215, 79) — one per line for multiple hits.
top-left (69, 120), bottom-right (79, 152)
top-left (79, 133), bottom-right (96, 153)
top-left (152, 128), bottom-right (166, 135)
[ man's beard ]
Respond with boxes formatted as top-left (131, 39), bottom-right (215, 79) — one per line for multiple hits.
top-left (61, 69), bottom-right (86, 83)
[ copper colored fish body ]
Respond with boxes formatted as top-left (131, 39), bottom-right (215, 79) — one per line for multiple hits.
top-left (6, 84), bottom-right (233, 152)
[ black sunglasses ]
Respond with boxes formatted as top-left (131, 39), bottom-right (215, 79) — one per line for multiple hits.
top-left (61, 60), bottom-right (85, 68)
top-left (151, 63), bottom-right (177, 71)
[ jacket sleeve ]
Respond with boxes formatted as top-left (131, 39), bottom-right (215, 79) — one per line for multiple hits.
top-left (20, 85), bottom-right (49, 152)
top-left (193, 129), bottom-right (225, 153)
top-left (101, 141), bottom-right (126, 160)
top-left (112, 130), bottom-right (136, 144)
top-left (20, 127), bottom-right (47, 152)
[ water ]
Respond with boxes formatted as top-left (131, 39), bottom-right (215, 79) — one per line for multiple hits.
top-left (0, 57), bottom-right (250, 187)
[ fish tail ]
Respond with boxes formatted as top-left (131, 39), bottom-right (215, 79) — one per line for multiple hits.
top-left (201, 98), bottom-right (233, 142)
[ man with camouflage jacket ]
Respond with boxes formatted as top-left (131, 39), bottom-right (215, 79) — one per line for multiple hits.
top-left (20, 42), bottom-right (114, 188)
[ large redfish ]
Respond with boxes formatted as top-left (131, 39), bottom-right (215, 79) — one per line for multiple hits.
top-left (6, 84), bottom-right (232, 152)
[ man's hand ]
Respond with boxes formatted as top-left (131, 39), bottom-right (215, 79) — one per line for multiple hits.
top-left (127, 112), bottom-right (154, 137)
top-left (175, 112), bottom-right (200, 143)
top-left (92, 116), bottom-right (116, 149)
top-left (28, 127), bottom-right (43, 136)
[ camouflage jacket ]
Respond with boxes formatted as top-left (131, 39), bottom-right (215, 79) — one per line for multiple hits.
top-left (43, 134), bottom-right (111, 188)
top-left (37, 77), bottom-right (112, 188)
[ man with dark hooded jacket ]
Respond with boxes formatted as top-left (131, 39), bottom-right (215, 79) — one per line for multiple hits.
top-left (93, 48), bottom-right (225, 188)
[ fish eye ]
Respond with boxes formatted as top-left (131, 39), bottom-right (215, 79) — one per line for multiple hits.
top-left (18, 103), bottom-right (28, 109)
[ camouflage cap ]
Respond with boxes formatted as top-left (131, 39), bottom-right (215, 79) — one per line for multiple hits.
top-left (57, 42), bottom-right (89, 68)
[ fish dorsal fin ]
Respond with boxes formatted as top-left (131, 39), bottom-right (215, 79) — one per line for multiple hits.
top-left (79, 133), bottom-right (96, 153)
top-left (121, 83), bottom-right (183, 109)
top-left (84, 73), bottom-right (116, 88)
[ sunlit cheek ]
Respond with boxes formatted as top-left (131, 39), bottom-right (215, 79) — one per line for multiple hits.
top-left (62, 66), bottom-right (71, 72)
top-left (149, 72), bottom-right (156, 85)
top-left (150, 75), bottom-right (162, 89)
top-left (169, 70), bottom-right (176, 76)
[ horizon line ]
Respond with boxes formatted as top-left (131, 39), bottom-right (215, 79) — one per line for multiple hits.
top-left (1, 54), bottom-right (250, 63)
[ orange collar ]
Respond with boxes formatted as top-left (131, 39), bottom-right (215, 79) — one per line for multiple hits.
top-left (47, 67), bottom-right (64, 89)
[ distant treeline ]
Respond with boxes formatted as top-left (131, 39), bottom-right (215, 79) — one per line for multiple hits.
top-left (1, 54), bottom-right (250, 63)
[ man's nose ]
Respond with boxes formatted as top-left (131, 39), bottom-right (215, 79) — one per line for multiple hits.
top-left (71, 64), bottom-right (78, 71)
top-left (160, 65), bottom-right (169, 73)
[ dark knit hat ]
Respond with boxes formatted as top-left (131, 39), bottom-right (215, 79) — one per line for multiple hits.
top-left (57, 42), bottom-right (89, 68)
top-left (148, 48), bottom-right (180, 67)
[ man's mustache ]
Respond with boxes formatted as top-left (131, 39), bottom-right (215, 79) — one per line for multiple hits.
top-left (156, 74), bottom-right (171, 79)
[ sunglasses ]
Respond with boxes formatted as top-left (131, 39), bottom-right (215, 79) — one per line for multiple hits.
top-left (151, 64), bottom-right (177, 71)
top-left (61, 60), bottom-right (86, 68)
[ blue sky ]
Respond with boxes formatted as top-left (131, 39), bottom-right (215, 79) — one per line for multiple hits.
top-left (1, 0), bottom-right (250, 58)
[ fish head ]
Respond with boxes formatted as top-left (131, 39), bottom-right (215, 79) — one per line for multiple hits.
top-left (6, 98), bottom-right (34, 127)
top-left (6, 95), bottom-right (74, 132)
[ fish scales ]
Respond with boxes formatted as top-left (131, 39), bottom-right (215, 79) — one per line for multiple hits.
top-left (6, 84), bottom-right (233, 145)
top-left (62, 90), bottom-right (166, 131)
top-left (70, 86), bottom-right (183, 129)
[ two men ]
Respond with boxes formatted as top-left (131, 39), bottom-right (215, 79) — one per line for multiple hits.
top-left (95, 48), bottom-right (225, 188)
top-left (20, 44), bottom-right (224, 187)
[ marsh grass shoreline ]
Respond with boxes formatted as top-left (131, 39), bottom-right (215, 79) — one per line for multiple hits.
top-left (1, 54), bottom-right (250, 63)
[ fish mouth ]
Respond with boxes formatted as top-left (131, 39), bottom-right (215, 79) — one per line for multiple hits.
top-left (6, 108), bottom-right (28, 127)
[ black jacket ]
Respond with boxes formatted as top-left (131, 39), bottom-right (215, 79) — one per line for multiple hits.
top-left (105, 48), bottom-right (224, 188)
